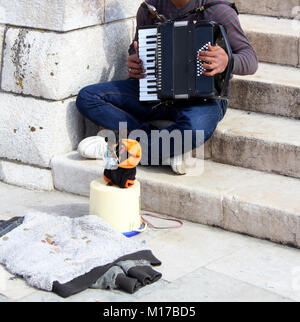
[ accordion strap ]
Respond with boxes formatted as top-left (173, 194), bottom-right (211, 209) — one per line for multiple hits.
top-left (173, 2), bottom-right (239, 21)
top-left (141, 2), bottom-right (168, 22)
top-left (142, 2), bottom-right (239, 23)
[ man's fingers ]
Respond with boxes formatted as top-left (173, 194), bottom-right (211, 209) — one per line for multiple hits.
top-left (127, 63), bottom-right (146, 78)
top-left (198, 56), bottom-right (217, 64)
top-left (129, 57), bottom-right (142, 64)
top-left (203, 71), bottom-right (215, 77)
top-left (134, 41), bottom-right (138, 53)
top-left (127, 62), bottom-right (144, 71)
top-left (203, 62), bottom-right (218, 69)
top-left (208, 44), bottom-right (219, 51)
top-left (198, 51), bottom-right (217, 58)
top-left (198, 44), bottom-right (227, 77)
top-left (128, 42), bottom-right (146, 79)
top-left (127, 43), bottom-right (146, 79)
top-left (129, 72), bottom-right (146, 79)
top-left (127, 63), bottom-right (145, 74)
top-left (128, 54), bottom-right (142, 64)
top-left (129, 68), bottom-right (145, 74)
top-left (203, 69), bottom-right (218, 77)
top-left (199, 45), bottom-right (221, 58)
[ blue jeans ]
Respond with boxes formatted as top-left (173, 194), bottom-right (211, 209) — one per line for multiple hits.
top-left (76, 79), bottom-right (227, 165)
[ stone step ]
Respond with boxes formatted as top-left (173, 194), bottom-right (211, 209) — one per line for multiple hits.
top-left (212, 109), bottom-right (300, 178)
top-left (51, 152), bottom-right (300, 248)
top-left (235, 0), bottom-right (300, 19)
top-left (239, 14), bottom-right (300, 67)
top-left (230, 63), bottom-right (300, 118)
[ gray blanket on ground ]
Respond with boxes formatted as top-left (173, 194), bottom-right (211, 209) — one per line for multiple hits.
top-left (0, 212), bottom-right (156, 292)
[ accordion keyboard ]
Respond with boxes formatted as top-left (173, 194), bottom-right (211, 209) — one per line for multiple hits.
top-left (138, 28), bottom-right (160, 102)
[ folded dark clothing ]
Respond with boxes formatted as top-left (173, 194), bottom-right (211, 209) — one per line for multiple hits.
top-left (127, 265), bottom-right (162, 286)
top-left (115, 273), bottom-right (142, 294)
top-left (91, 266), bottom-right (124, 290)
top-left (53, 250), bottom-right (161, 298)
top-left (0, 217), bottom-right (24, 238)
top-left (91, 259), bottom-right (162, 294)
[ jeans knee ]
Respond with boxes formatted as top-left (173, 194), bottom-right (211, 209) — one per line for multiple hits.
top-left (191, 128), bottom-right (204, 149)
top-left (175, 127), bottom-right (202, 151)
top-left (76, 86), bottom-right (96, 118)
top-left (76, 88), bottom-right (87, 111)
top-left (182, 122), bottom-right (217, 148)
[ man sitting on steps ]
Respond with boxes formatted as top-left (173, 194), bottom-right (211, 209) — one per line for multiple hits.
top-left (76, 0), bottom-right (258, 175)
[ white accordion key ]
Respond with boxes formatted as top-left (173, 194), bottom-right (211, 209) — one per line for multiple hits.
top-left (138, 27), bottom-right (159, 102)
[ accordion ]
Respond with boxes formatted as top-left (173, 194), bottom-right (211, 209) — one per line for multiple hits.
top-left (138, 21), bottom-right (233, 103)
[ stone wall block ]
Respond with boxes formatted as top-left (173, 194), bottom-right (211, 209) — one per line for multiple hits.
top-left (0, 25), bottom-right (5, 74)
top-left (0, 0), bottom-right (105, 32)
top-left (2, 19), bottom-right (135, 100)
top-left (0, 93), bottom-right (84, 168)
top-left (105, 0), bottom-right (143, 23)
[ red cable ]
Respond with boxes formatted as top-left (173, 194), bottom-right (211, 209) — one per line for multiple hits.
top-left (141, 213), bottom-right (183, 230)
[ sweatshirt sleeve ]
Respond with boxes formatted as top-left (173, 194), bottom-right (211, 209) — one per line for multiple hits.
top-left (128, 5), bottom-right (153, 56)
top-left (205, 4), bottom-right (258, 75)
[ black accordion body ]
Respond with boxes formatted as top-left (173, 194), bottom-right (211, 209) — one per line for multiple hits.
top-left (138, 21), bottom-right (233, 103)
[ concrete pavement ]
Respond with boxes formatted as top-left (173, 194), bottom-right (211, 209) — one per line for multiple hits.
top-left (0, 182), bottom-right (299, 302)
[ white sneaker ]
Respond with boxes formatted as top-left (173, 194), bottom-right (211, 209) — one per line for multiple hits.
top-left (170, 154), bottom-right (191, 175)
top-left (77, 134), bottom-right (107, 160)
top-left (170, 155), bottom-right (186, 175)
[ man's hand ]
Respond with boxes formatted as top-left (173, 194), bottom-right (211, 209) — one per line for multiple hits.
top-left (198, 44), bottom-right (229, 77)
top-left (126, 41), bottom-right (146, 79)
